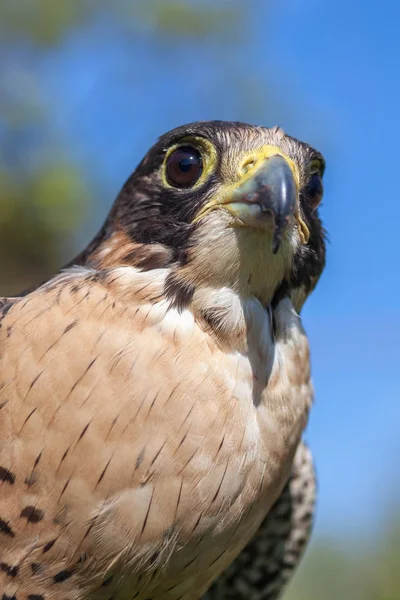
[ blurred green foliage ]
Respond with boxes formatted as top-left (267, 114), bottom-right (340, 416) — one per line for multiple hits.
top-left (1, 2), bottom-right (399, 598)
top-left (0, 161), bottom-right (90, 292)
top-left (0, 0), bottom-right (97, 293)
top-left (0, 0), bottom-right (97, 45)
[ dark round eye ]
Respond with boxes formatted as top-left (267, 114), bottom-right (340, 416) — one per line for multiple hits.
top-left (166, 146), bottom-right (203, 188)
top-left (306, 173), bottom-right (324, 210)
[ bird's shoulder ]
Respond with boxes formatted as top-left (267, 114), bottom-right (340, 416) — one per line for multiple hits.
top-left (0, 264), bottom-right (202, 425)
top-left (0, 265), bottom-right (179, 360)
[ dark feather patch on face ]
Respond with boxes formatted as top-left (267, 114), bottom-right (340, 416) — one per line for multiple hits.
top-left (290, 192), bottom-right (326, 295)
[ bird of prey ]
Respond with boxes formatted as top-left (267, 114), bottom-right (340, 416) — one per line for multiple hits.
top-left (0, 121), bottom-right (326, 600)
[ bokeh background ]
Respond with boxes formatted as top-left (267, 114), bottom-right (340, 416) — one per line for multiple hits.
top-left (1, 1), bottom-right (399, 598)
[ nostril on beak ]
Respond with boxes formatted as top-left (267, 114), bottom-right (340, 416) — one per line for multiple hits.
top-left (241, 157), bottom-right (257, 175)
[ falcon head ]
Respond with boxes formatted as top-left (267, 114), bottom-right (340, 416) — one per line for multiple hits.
top-left (79, 121), bottom-right (326, 311)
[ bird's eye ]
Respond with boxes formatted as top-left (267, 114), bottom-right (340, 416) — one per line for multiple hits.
top-left (306, 173), bottom-right (324, 210)
top-left (166, 146), bottom-right (203, 188)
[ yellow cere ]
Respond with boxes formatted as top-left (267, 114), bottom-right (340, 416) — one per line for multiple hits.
top-left (236, 145), bottom-right (300, 189)
top-left (193, 146), bottom-right (297, 222)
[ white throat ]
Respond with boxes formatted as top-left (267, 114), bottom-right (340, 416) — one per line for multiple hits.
top-left (178, 212), bottom-right (300, 306)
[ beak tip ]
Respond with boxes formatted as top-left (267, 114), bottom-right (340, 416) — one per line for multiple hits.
top-left (272, 212), bottom-right (292, 254)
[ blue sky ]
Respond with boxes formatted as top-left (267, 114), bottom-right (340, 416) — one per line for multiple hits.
top-left (16, 0), bottom-right (400, 539)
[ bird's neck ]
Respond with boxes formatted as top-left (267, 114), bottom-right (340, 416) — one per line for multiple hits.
top-left (69, 223), bottom-right (294, 347)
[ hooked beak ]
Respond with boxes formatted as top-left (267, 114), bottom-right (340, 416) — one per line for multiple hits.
top-left (193, 154), bottom-right (309, 253)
